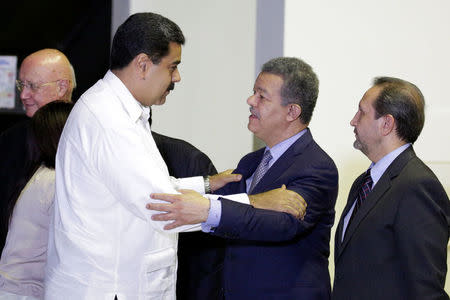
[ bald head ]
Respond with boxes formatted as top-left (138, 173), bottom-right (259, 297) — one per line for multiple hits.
top-left (18, 49), bottom-right (76, 117)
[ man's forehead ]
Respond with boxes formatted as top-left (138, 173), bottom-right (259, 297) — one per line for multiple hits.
top-left (254, 73), bottom-right (282, 91)
top-left (165, 42), bottom-right (182, 62)
top-left (20, 62), bottom-right (55, 80)
top-left (253, 78), bottom-right (265, 91)
top-left (361, 86), bottom-right (381, 106)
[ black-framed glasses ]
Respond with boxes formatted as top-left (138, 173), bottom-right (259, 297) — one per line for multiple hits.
top-left (16, 79), bottom-right (60, 92)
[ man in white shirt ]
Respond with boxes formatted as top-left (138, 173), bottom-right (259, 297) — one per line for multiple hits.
top-left (45, 13), bottom-right (305, 300)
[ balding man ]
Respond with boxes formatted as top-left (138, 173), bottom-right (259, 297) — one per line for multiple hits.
top-left (0, 49), bottom-right (76, 251)
top-left (16, 48), bottom-right (76, 117)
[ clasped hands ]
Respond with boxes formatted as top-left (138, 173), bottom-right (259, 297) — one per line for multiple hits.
top-left (146, 169), bottom-right (307, 230)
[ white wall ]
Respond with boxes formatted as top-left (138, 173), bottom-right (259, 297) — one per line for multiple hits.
top-left (285, 0), bottom-right (450, 290)
top-left (118, 0), bottom-right (256, 172)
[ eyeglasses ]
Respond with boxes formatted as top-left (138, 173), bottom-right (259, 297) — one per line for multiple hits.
top-left (16, 79), bottom-right (60, 92)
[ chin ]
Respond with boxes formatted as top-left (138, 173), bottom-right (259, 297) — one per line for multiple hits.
top-left (154, 98), bottom-right (166, 106)
top-left (247, 124), bottom-right (258, 135)
top-left (25, 109), bottom-right (36, 118)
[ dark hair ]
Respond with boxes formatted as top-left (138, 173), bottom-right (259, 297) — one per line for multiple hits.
top-left (6, 101), bottom-right (73, 223)
top-left (31, 101), bottom-right (74, 168)
top-left (110, 12), bottom-right (185, 70)
top-left (261, 57), bottom-right (319, 124)
top-left (372, 77), bottom-right (425, 143)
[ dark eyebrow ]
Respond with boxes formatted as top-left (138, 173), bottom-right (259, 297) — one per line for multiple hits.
top-left (171, 60), bottom-right (181, 66)
top-left (255, 86), bottom-right (268, 94)
top-left (256, 87), bottom-right (270, 98)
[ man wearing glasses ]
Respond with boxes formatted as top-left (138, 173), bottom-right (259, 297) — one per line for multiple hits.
top-left (0, 48), bottom-right (76, 252)
top-left (15, 49), bottom-right (76, 117)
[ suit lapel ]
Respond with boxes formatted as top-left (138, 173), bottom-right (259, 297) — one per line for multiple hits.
top-left (236, 149), bottom-right (264, 179)
top-left (250, 129), bottom-right (313, 194)
top-left (337, 175), bottom-right (391, 258)
top-left (335, 174), bottom-right (364, 253)
top-left (232, 148), bottom-right (265, 193)
top-left (336, 147), bottom-right (416, 261)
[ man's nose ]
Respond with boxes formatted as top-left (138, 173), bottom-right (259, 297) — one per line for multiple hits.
top-left (350, 112), bottom-right (358, 127)
top-left (20, 87), bottom-right (32, 100)
top-left (247, 94), bottom-right (256, 106)
top-left (172, 69), bottom-right (181, 82)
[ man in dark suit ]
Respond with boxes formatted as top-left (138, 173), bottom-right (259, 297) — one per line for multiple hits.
top-left (150, 111), bottom-right (225, 300)
top-left (333, 77), bottom-right (450, 300)
top-left (0, 49), bottom-right (75, 251)
top-left (149, 57), bottom-right (339, 299)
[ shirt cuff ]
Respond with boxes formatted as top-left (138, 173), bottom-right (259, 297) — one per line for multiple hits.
top-left (217, 193), bottom-right (249, 205)
top-left (201, 195), bottom-right (222, 232)
top-left (170, 176), bottom-right (205, 194)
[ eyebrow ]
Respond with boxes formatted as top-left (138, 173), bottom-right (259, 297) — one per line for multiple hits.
top-left (359, 103), bottom-right (368, 113)
top-left (171, 60), bottom-right (181, 66)
top-left (255, 86), bottom-right (268, 95)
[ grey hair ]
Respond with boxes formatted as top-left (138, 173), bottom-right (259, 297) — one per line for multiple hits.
top-left (261, 57), bottom-right (319, 124)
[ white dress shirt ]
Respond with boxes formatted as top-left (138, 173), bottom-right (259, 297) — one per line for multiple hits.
top-left (44, 71), bottom-right (221, 299)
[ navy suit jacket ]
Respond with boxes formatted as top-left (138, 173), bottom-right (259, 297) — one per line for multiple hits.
top-left (214, 129), bottom-right (339, 300)
top-left (333, 147), bottom-right (450, 300)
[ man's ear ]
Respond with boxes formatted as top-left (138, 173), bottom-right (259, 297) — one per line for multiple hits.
top-left (381, 114), bottom-right (396, 136)
top-left (57, 79), bottom-right (69, 97)
top-left (135, 53), bottom-right (150, 79)
top-left (287, 104), bottom-right (302, 121)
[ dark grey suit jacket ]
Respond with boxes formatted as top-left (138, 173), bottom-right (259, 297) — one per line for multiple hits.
top-left (152, 131), bottom-right (224, 300)
top-left (333, 147), bottom-right (450, 300)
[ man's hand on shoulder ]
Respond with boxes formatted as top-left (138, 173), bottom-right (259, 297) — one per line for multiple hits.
top-left (147, 189), bottom-right (210, 230)
top-left (249, 185), bottom-right (307, 219)
top-left (208, 169), bottom-right (242, 192)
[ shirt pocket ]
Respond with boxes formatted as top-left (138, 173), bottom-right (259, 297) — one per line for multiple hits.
top-left (141, 247), bottom-right (176, 297)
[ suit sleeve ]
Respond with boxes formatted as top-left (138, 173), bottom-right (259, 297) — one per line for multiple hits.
top-left (212, 161), bottom-right (338, 242)
top-left (153, 131), bottom-right (218, 177)
top-left (187, 150), bottom-right (218, 176)
top-left (394, 176), bottom-right (449, 299)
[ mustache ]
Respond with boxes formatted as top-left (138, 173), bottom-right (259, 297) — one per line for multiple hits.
top-left (167, 83), bottom-right (175, 92)
top-left (249, 106), bottom-right (260, 119)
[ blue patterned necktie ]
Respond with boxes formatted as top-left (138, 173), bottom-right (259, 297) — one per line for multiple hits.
top-left (349, 168), bottom-right (373, 224)
top-left (249, 150), bottom-right (272, 193)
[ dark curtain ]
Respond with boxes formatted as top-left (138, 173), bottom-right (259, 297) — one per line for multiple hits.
top-left (0, 0), bottom-right (112, 132)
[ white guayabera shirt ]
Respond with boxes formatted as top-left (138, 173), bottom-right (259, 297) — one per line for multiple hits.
top-left (44, 71), bottom-right (246, 300)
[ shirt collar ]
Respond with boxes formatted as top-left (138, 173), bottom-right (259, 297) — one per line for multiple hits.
top-left (103, 70), bottom-right (148, 124)
top-left (265, 128), bottom-right (307, 168)
top-left (370, 143), bottom-right (411, 187)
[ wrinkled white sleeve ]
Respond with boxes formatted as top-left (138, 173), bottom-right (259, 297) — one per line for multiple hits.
top-left (170, 176), bottom-right (205, 194)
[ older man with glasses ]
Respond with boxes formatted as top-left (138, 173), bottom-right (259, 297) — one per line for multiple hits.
top-left (0, 48), bottom-right (76, 252)
top-left (15, 49), bottom-right (76, 117)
